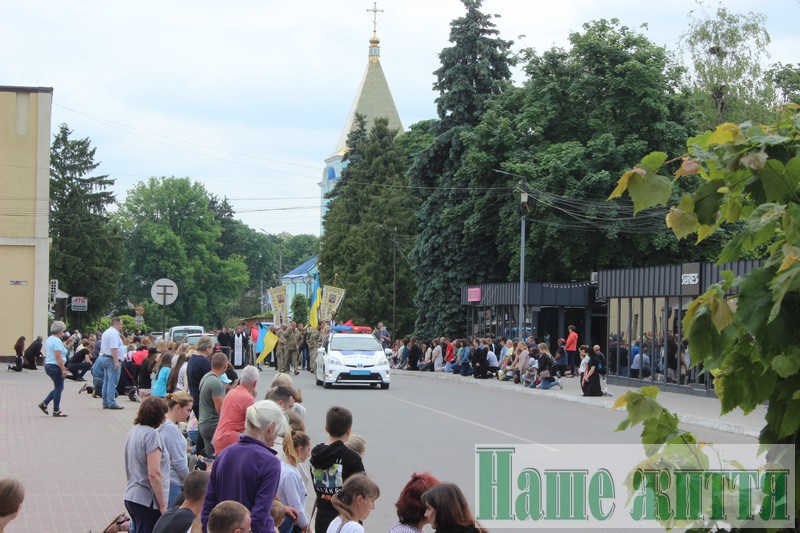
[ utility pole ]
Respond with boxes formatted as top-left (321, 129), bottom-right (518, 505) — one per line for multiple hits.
top-left (278, 250), bottom-right (283, 280)
top-left (392, 227), bottom-right (397, 337)
top-left (260, 279), bottom-right (265, 316)
top-left (518, 180), bottom-right (528, 339)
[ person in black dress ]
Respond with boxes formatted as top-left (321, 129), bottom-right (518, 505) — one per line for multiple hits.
top-left (406, 337), bottom-right (422, 371)
top-left (582, 345), bottom-right (603, 397)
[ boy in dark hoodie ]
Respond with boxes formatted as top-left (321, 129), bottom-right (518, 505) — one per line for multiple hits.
top-left (310, 406), bottom-right (365, 533)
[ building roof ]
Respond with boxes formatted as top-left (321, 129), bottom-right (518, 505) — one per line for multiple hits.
top-left (281, 255), bottom-right (318, 280)
top-left (329, 34), bottom-right (403, 158)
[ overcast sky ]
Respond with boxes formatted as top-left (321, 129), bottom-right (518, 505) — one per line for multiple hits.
top-left (2, 0), bottom-right (797, 236)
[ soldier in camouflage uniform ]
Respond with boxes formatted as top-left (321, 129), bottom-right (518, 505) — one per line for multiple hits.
top-left (285, 321), bottom-right (302, 375)
top-left (276, 324), bottom-right (289, 373)
top-left (307, 324), bottom-right (325, 374)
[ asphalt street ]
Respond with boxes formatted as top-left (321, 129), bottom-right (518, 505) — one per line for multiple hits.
top-left (0, 366), bottom-right (756, 532)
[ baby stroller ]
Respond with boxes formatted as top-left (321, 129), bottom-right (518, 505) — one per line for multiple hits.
top-left (119, 360), bottom-right (141, 402)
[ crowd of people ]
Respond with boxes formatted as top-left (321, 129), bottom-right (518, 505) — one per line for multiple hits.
top-left (14, 316), bottom-right (702, 532)
top-left (385, 325), bottom-right (608, 397)
top-left (8, 317), bottom-right (491, 533)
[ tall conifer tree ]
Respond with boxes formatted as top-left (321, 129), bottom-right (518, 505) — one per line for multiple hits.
top-left (319, 117), bottom-right (417, 335)
top-left (49, 124), bottom-right (122, 325)
top-left (408, 0), bottom-right (512, 337)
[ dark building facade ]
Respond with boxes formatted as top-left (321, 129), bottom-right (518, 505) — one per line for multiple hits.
top-left (460, 281), bottom-right (607, 354)
top-left (598, 260), bottom-right (761, 397)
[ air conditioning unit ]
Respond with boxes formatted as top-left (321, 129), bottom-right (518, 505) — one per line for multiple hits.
top-left (590, 272), bottom-right (599, 284)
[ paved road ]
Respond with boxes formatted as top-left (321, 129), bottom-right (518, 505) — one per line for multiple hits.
top-left (0, 367), bottom-right (755, 532)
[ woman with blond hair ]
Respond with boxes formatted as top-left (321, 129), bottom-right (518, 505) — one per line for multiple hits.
top-left (277, 429), bottom-right (312, 533)
top-left (160, 391), bottom-right (193, 506)
top-left (533, 343), bottom-right (562, 390)
top-left (327, 473), bottom-right (380, 533)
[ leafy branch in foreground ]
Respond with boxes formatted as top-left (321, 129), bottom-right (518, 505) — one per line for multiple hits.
top-left (610, 106), bottom-right (800, 530)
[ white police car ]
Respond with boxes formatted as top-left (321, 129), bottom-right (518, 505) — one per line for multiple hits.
top-left (315, 326), bottom-right (391, 389)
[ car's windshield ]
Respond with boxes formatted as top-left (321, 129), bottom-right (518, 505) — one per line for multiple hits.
top-left (173, 329), bottom-right (202, 341)
top-left (330, 335), bottom-right (382, 352)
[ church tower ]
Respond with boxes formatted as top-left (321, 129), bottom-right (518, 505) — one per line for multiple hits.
top-left (320, 3), bottom-right (404, 232)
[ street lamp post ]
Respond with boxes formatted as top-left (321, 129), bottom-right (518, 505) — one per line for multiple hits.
top-left (518, 183), bottom-right (528, 339)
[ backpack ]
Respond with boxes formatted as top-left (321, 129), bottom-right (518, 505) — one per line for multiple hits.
top-left (596, 352), bottom-right (607, 376)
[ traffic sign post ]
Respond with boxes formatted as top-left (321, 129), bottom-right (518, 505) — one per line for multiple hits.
top-left (70, 296), bottom-right (88, 312)
top-left (151, 278), bottom-right (178, 335)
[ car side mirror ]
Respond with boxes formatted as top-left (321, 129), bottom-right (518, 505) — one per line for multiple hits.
top-left (317, 347), bottom-right (325, 355)
top-left (384, 348), bottom-right (392, 356)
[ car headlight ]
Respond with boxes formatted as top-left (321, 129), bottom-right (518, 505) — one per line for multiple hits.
top-left (327, 355), bottom-right (344, 366)
top-left (376, 356), bottom-right (389, 366)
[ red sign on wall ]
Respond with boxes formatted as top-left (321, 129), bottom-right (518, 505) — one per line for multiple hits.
top-left (467, 287), bottom-right (482, 302)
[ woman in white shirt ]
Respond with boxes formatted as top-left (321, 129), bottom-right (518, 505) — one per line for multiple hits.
top-left (277, 430), bottom-right (312, 533)
top-left (327, 474), bottom-right (380, 533)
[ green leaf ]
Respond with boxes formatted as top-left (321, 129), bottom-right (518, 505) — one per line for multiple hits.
top-left (641, 411), bottom-right (680, 445)
top-left (628, 174), bottom-right (673, 214)
top-left (747, 134), bottom-right (792, 145)
top-left (686, 306), bottom-right (736, 365)
top-left (738, 265), bottom-right (798, 355)
top-left (715, 344), bottom-right (776, 414)
top-left (784, 203), bottom-right (800, 245)
top-left (693, 179), bottom-right (726, 225)
top-left (720, 270), bottom-right (735, 289)
top-left (665, 195), bottom-right (698, 240)
top-left (768, 261), bottom-right (800, 323)
top-left (615, 387), bottom-right (668, 433)
top-left (772, 354), bottom-right (800, 378)
top-left (638, 151), bottom-right (668, 174)
top-left (758, 160), bottom-right (797, 202)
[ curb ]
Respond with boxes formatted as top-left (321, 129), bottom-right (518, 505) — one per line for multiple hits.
top-left (391, 370), bottom-right (761, 439)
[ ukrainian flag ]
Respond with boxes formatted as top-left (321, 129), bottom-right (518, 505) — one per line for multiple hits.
top-left (309, 274), bottom-right (321, 328)
top-left (257, 330), bottom-right (279, 364)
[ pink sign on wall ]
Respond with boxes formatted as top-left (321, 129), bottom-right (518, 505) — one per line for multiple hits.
top-left (467, 287), bottom-right (482, 302)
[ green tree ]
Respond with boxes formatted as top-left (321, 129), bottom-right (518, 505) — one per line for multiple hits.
top-left (409, 0), bottom-right (513, 337)
top-left (682, 4), bottom-right (774, 128)
top-left (768, 62), bottom-right (800, 105)
top-left (610, 109), bottom-right (800, 527)
top-left (320, 117), bottom-right (418, 335)
top-left (290, 293), bottom-right (309, 325)
top-left (279, 234), bottom-right (320, 276)
top-left (49, 124), bottom-right (123, 326)
top-left (115, 177), bottom-right (249, 327)
top-left (461, 19), bottom-right (722, 283)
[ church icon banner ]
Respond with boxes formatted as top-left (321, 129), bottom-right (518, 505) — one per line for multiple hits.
top-left (268, 285), bottom-right (289, 325)
top-left (321, 285), bottom-right (346, 323)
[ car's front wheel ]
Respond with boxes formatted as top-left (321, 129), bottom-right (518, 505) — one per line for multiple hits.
top-left (380, 383), bottom-right (390, 390)
top-left (323, 381), bottom-right (333, 389)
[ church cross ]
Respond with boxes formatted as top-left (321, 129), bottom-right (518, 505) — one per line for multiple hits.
top-left (366, 2), bottom-right (384, 35)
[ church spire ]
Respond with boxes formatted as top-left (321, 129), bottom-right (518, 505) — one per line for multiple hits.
top-left (366, 2), bottom-right (384, 63)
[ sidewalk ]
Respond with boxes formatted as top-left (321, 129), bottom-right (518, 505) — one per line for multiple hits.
top-left (392, 369), bottom-right (766, 439)
top-left (0, 367), bottom-right (135, 532)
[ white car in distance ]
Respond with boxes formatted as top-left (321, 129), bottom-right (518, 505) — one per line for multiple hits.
top-left (316, 327), bottom-right (391, 389)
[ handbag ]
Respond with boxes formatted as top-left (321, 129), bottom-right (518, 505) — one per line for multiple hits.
top-left (539, 369), bottom-right (551, 379)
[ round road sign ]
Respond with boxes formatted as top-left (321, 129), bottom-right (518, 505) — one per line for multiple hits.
top-left (151, 278), bottom-right (178, 306)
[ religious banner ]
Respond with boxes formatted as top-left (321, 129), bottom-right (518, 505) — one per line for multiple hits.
top-left (268, 285), bottom-right (289, 325)
top-left (320, 285), bottom-right (346, 323)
